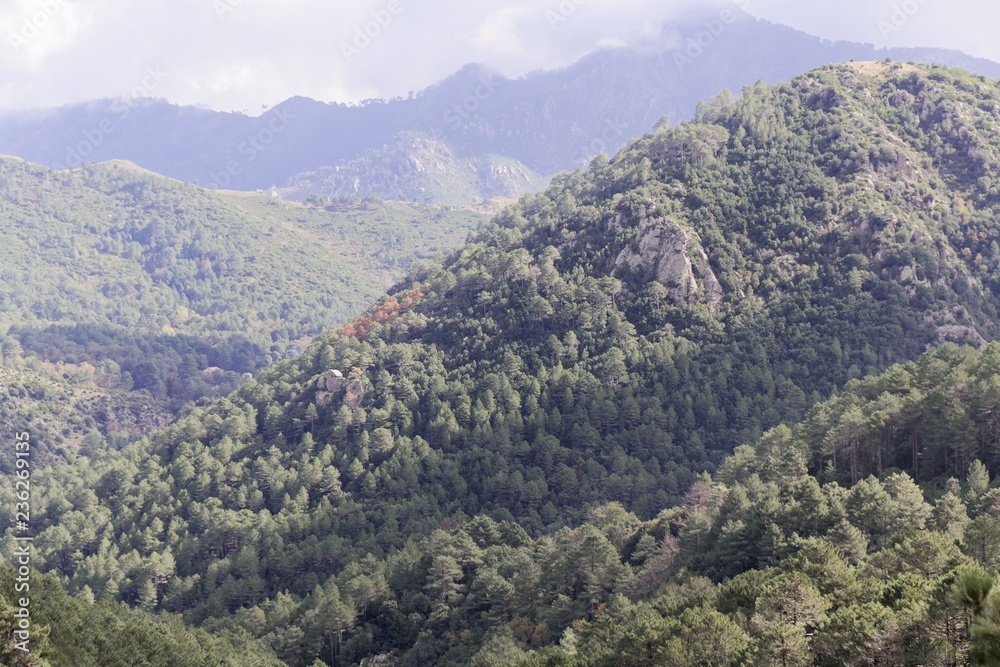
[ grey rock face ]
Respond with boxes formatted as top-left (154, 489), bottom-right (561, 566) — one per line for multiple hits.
top-left (614, 220), bottom-right (723, 314)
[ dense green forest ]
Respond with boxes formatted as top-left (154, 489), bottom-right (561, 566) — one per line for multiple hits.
top-left (9, 343), bottom-right (1000, 665)
top-left (0, 158), bottom-right (485, 456)
top-left (0, 564), bottom-right (283, 666)
top-left (9, 61), bottom-right (1000, 664)
top-left (0, 357), bottom-right (171, 471)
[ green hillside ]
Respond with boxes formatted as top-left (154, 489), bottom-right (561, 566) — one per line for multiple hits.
top-left (0, 158), bottom-right (485, 456)
top-left (13, 343), bottom-right (1000, 665)
top-left (0, 356), bottom-right (171, 471)
top-left (10, 61), bottom-right (1000, 664)
top-left (0, 157), bottom-right (484, 348)
top-left (342, 344), bottom-right (1000, 667)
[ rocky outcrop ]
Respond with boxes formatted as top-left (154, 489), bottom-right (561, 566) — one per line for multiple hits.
top-left (692, 245), bottom-right (724, 314)
top-left (925, 308), bottom-right (988, 348)
top-left (318, 369), bottom-right (344, 393)
top-left (614, 221), bottom-right (723, 314)
top-left (936, 325), bottom-right (987, 348)
top-left (316, 368), bottom-right (367, 409)
top-left (343, 379), bottom-right (366, 409)
top-left (316, 369), bottom-right (344, 407)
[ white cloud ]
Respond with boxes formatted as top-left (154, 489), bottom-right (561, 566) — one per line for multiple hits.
top-left (747, 0), bottom-right (1000, 61)
top-left (1, 0), bottom-right (85, 72)
top-left (472, 6), bottom-right (532, 56)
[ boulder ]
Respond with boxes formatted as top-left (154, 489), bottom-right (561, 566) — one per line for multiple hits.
top-left (343, 379), bottom-right (366, 410)
top-left (318, 369), bottom-right (345, 393)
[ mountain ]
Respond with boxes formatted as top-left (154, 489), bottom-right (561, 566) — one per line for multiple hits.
top-left (10, 345), bottom-right (1000, 665)
top-left (280, 131), bottom-right (548, 207)
top-left (1, 13), bottom-right (999, 204)
top-left (0, 156), bottom-right (485, 461)
top-left (9, 59), bottom-right (1000, 665)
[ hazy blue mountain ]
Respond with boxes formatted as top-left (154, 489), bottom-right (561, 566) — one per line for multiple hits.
top-left (279, 131), bottom-right (549, 206)
top-left (0, 12), bottom-right (998, 201)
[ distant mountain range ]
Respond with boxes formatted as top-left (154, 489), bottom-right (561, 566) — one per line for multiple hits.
top-left (1, 11), bottom-right (999, 204)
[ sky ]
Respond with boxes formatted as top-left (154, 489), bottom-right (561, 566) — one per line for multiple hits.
top-left (0, 0), bottom-right (998, 113)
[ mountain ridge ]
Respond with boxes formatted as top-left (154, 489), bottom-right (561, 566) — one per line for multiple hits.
top-left (1, 14), bottom-right (999, 203)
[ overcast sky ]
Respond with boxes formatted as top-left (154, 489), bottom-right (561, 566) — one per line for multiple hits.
top-left (1, 0), bottom-right (997, 113)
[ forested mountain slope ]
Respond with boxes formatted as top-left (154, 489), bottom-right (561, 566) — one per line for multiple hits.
top-left (0, 565), bottom-right (283, 666)
top-left (0, 157), bottom-right (484, 458)
top-left (13, 348), bottom-right (1000, 665)
top-left (10, 62), bottom-right (1000, 664)
top-left (0, 359), bottom-right (171, 470)
top-left (309, 343), bottom-right (1000, 666)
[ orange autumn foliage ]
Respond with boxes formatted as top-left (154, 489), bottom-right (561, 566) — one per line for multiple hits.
top-left (340, 289), bottom-right (425, 339)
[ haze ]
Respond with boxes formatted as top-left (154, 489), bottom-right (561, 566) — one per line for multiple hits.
top-left (1, 0), bottom-right (998, 113)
